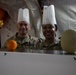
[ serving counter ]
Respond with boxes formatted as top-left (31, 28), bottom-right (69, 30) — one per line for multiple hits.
top-left (0, 49), bottom-right (76, 75)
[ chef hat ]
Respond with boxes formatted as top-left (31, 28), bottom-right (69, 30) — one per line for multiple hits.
top-left (42, 4), bottom-right (57, 27)
top-left (17, 8), bottom-right (30, 24)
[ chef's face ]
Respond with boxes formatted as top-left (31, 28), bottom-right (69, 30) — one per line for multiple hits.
top-left (17, 21), bottom-right (31, 36)
top-left (42, 24), bottom-right (55, 39)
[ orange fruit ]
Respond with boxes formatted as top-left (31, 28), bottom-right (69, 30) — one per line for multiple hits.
top-left (6, 40), bottom-right (17, 52)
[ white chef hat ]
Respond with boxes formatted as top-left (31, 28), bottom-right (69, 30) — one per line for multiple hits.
top-left (42, 4), bottom-right (57, 27)
top-left (17, 8), bottom-right (30, 24)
